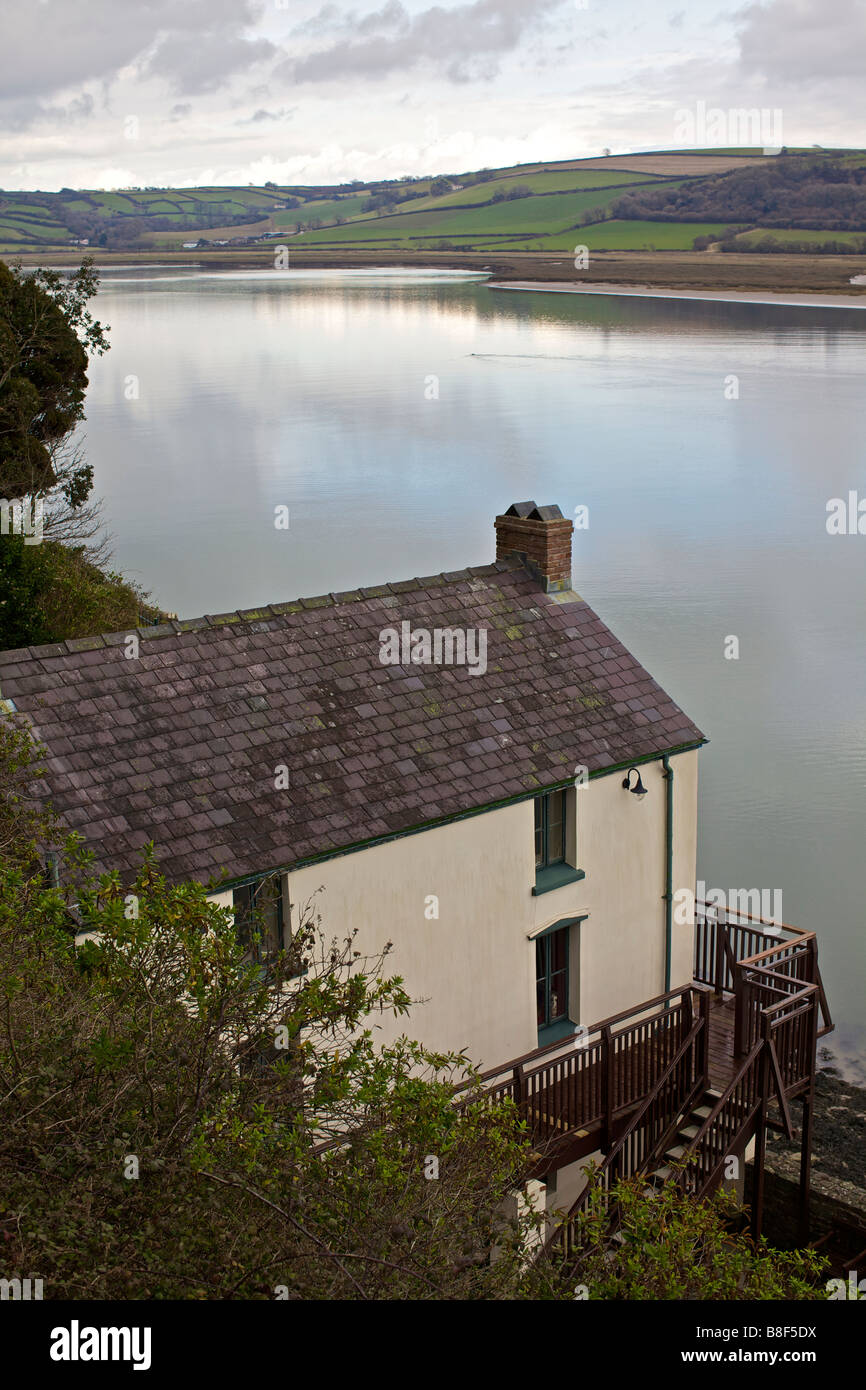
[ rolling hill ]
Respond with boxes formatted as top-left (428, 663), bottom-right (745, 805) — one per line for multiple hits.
top-left (2, 149), bottom-right (865, 259)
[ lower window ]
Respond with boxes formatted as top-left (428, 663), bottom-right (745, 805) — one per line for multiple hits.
top-left (536, 925), bottom-right (569, 1038)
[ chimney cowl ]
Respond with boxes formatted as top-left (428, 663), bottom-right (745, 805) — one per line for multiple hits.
top-left (494, 502), bottom-right (573, 593)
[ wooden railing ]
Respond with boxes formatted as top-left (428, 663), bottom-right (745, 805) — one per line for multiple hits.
top-left (678, 971), bottom-right (821, 1202)
top-left (461, 986), bottom-right (705, 1155)
top-left (547, 905), bottom-right (828, 1259)
top-left (553, 1001), bottom-right (710, 1255)
top-left (676, 1039), bottom-right (764, 1197)
top-left (694, 901), bottom-right (832, 1052)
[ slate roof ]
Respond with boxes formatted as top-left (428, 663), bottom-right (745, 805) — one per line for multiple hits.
top-left (0, 556), bottom-right (705, 887)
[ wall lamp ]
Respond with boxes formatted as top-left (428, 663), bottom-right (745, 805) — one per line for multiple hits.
top-left (622, 767), bottom-right (648, 800)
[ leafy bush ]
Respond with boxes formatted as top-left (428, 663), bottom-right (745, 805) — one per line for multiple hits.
top-left (561, 1164), bottom-right (828, 1299)
top-left (0, 534), bottom-right (156, 650)
top-left (0, 725), bottom-right (557, 1300)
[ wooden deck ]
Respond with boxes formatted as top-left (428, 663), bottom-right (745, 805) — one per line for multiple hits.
top-left (474, 907), bottom-right (831, 1220)
top-left (707, 993), bottom-right (738, 1092)
top-left (537, 907), bottom-right (832, 1245)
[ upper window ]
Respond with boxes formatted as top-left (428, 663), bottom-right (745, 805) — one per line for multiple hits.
top-left (233, 876), bottom-right (284, 961)
top-left (532, 790), bottom-right (585, 896)
top-left (535, 789), bottom-right (566, 870)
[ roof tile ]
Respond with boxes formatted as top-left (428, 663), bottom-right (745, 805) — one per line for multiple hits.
top-left (1, 566), bottom-right (704, 885)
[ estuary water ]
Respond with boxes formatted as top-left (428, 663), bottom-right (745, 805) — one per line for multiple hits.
top-left (79, 266), bottom-right (866, 1076)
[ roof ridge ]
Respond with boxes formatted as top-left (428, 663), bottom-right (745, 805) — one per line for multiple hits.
top-left (0, 558), bottom-right (520, 666)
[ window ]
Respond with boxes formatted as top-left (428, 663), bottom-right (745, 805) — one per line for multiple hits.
top-left (233, 876), bottom-right (284, 961)
top-left (534, 916), bottom-right (586, 1045)
top-left (532, 790), bottom-right (585, 896)
top-left (535, 790), bottom-right (566, 869)
top-left (536, 926), bottom-right (569, 1038)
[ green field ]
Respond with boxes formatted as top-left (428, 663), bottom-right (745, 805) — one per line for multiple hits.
top-left (2, 149), bottom-right (866, 255)
top-left (403, 168), bottom-right (670, 213)
top-left (523, 219), bottom-right (744, 251)
top-left (290, 183), bottom-right (685, 247)
top-left (734, 226), bottom-right (866, 247)
top-left (273, 195), bottom-right (375, 227)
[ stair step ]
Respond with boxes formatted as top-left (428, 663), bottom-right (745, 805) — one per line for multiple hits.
top-left (679, 1124), bottom-right (700, 1139)
top-left (665, 1144), bottom-right (687, 1159)
top-left (692, 1105), bottom-right (713, 1119)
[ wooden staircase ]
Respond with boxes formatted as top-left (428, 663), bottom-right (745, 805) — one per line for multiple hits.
top-left (643, 1092), bottom-right (718, 1191)
top-left (546, 902), bottom-right (832, 1256)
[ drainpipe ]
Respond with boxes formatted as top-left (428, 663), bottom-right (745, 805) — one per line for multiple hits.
top-left (662, 754), bottom-right (674, 1000)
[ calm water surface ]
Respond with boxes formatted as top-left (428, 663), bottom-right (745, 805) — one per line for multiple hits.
top-left (80, 267), bottom-right (866, 1077)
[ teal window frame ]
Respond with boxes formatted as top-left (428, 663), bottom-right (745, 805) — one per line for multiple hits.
top-left (533, 790), bottom-right (585, 896)
top-left (233, 878), bottom-right (285, 962)
top-left (534, 916), bottom-right (586, 1045)
top-left (535, 790), bottom-right (566, 869)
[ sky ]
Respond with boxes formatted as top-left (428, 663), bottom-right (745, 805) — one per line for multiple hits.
top-left (0, 0), bottom-right (864, 190)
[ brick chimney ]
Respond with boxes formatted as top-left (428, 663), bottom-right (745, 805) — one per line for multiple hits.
top-left (494, 502), bottom-right (574, 593)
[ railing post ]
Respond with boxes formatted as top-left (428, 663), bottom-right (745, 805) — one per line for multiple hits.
top-left (806, 935), bottom-right (818, 987)
top-left (714, 910), bottom-right (726, 997)
top-left (751, 1023), bottom-right (771, 1241)
top-left (698, 988), bottom-right (711, 1090)
top-left (512, 1064), bottom-right (527, 1125)
top-left (734, 967), bottom-right (748, 1058)
top-left (798, 987), bottom-right (820, 1244)
top-left (601, 1025), bottom-right (614, 1149)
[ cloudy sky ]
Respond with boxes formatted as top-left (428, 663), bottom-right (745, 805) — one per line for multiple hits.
top-left (0, 0), bottom-right (863, 190)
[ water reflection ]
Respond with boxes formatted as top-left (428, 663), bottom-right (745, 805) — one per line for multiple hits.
top-left (80, 269), bottom-right (866, 1076)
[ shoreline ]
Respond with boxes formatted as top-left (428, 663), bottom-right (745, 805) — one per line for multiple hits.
top-left (488, 279), bottom-right (866, 309)
top-left (6, 246), bottom-right (866, 305)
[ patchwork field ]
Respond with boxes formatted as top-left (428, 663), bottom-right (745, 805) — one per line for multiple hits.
top-left (401, 169), bottom-right (670, 213)
top-left (528, 220), bottom-right (744, 251)
top-left (288, 184), bottom-right (698, 248)
top-left (1, 149), bottom-right (864, 262)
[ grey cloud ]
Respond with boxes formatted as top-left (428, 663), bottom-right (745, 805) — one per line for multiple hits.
top-left (356, 0), bottom-right (411, 36)
top-left (243, 107), bottom-right (296, 122)
top-left (290, 1), bottom-right (407, 39)
top-left (279, 0), bottom-right (568, 84)
top-left (0, 0), bottom-right (274, 101)
top-left (291, 4), bottom-right (346, 38)
top-left (735, 0), bottom-right (866, 83)
top-left (144, 30), bottom-right (277, 94)
top-left (0, 91), bottom-right (96, 135)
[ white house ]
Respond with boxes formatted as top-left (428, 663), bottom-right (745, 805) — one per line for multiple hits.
top-left (0, 502), bottom-right (829, 1232)
top-left (0, 502), bottom-right (704, 1067)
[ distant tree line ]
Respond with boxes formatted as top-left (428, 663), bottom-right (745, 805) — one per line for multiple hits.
top-left (361, 188), bottom-right (426, 214)
top-left (612, 157), bottom-right (866, 232)
top-left (717, 233), bottom-right (866, 254)
top-left (490, 183), bottom-right (533, 203)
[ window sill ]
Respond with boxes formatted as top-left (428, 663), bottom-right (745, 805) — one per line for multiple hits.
top-left (532, 865), bottom-right (585, 896)
top-left (537, 1017), bottom-right (579, 1046)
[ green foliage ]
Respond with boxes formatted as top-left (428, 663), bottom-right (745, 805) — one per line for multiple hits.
top-left (0, 726), bottom-right (833, 1300)
top-left (612, 156), bottom-right (866, 233)
top-left (0, 725), bottom-right (563, 1300)
top-left (0, 258), bottom-right (108, 499)
top-left (721, 231), bottom-right (866, 254)
top-left (559, 1165), bottom-right (828, 1300)
top-left (0, 534), bottom-right (154, 650)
